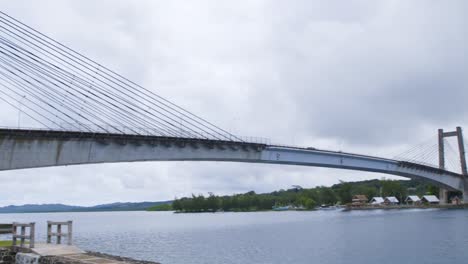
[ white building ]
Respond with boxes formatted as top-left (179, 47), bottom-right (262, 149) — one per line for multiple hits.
top-left (405, 195), bottom-right (421, 205)
top-left (384, 196), bottom-right (399, 205)
top-left (422, 195), bottom-right (440, 204)
top-left (369, 197), bottom-right (384, 205)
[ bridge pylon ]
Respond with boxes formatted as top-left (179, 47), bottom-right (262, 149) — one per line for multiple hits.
top-left (438, 127), bottom-right (468, 203)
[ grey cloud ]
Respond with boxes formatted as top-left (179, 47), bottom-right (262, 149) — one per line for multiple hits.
top-left (0, 0), bottom-right (466, 205)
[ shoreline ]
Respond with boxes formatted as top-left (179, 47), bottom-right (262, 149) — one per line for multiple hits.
top-left (344, 204), bottom-right (468, 211)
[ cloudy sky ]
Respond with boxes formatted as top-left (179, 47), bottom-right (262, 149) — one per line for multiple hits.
top-left (0, 1), bottom-right (467, 206)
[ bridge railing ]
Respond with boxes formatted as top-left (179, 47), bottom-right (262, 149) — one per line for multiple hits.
top-left (0, 125), bottom-right (271, 145)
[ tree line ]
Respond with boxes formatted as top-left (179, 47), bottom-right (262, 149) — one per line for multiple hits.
top-left (148, 179), bottom-right (447, 212)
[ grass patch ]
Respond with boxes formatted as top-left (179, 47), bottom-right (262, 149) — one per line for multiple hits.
top-left (0, 240), bottom-right (13, 247)
top-left (0, 240), bottom-right (28, 247)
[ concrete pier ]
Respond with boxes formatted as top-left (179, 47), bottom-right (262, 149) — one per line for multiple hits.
top-left (29, 243), bottom-right (84, 256)
top-left (439, 188), bottom-right (449, 204)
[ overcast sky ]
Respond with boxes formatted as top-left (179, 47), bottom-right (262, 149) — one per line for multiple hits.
top-left (0, 1), bottom-right (467, 206)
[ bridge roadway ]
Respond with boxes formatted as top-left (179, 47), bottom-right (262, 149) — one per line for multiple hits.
top-left (0, 129), bottom-right (467, 200)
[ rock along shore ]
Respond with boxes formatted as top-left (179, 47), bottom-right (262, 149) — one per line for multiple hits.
top-left (39, 251), bottom-right (161, 264)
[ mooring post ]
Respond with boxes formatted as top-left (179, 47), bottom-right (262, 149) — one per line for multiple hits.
top-left (47, 221), bottom-right (52, 243)
top-left (67, 220), bottom-right (73, 246)
top-left (57, 224), bottom-right (62, 244)
top-left (29, 222), bottom-right (35, 248)
top-left (12, 223), bottom-right (17, 247)
top-left (20, 226), bottom-right (25, 248)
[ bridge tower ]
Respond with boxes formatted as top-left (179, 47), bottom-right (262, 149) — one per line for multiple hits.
top-left (438, 127), bottom-right (468, 203)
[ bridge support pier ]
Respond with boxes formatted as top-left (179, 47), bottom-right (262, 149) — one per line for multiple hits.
top-left (439, 188), bottom-right (449, 204)
top-left (438, 127), bottom-right (468, 203)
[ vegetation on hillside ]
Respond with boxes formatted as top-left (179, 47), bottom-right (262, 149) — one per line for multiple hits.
top-left (159, 179), bottom-right (454, 213)
top-left (147, 203), bottom-right (173, 211)
top-left (0, 201), bottom-right (172, 214)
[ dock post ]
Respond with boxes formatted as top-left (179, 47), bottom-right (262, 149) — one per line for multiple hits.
top-left (29, 222), bottom-right (35, 248)
top-left (12, 223), bottom-right (17, 247)
top-left (67, 221), bottom-right (73, 246)
top-left (20, 226), bottom-right (25, 248)
top-left (57, 224), bottom-right (62, 244)
top-left (47, 221), bottom-right (52, 243)
top-left (46, 221), bottom-right (73, 245)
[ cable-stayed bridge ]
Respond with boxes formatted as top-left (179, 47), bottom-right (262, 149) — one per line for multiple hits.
top-left (0, 12), bottom-right (467, 203)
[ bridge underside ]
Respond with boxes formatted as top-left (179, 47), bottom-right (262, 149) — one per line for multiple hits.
top-left (0, 129), bottom-right (466, 200)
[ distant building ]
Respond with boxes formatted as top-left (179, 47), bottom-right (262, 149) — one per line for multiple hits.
top-left (405, 195), bottom-right (421, 205)
top-left (384, 196), bottom-right (399, 205)
top-left (351, 195), bottom-right (368, 205)
top-left (369, 197), bottom-right (384, 205)
top-left (451, 196), bottom-right (462, 205)
top-left (421, 195), bottom-right (440, 204)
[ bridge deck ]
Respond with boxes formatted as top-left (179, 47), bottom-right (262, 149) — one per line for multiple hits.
top-left (0, 128), bottom-right (464, 192)
top-left (0, 128), bottom-right (267, 150)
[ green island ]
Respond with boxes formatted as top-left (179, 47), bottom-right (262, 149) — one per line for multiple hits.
top-left (148, 179), bottom-right (454, 212)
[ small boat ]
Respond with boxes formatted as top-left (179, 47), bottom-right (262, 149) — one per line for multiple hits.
top-left (272, 205), bottom-right (291, 211)
top-left (318, 204), bottom-right (340, 210)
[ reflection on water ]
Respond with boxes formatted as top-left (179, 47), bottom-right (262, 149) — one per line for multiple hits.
top-left (0, 209), bottom-right (467, 264)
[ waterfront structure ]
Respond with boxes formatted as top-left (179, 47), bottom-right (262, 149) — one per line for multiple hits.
top-left (405, 196), bottom-right (422, 205)
top-left (384, 197), bottom-right (399, 205)
top-left (451, 196), bottom-right (462, 205)
top-left (351, 195), bottom-right (368, 205)
top-left (369, 197), bottom-right (384, 205)
top-left (421, 195), bottom-right (440, 204)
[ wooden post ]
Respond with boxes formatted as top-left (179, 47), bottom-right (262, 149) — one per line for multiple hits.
top-left (57, 224), bottom-right (62, 244)
top-left (12, 223), bottom-right (17, 247)
top-left (47, 221), bottom-right (52, 243)
top-left (67, 221), bottom-right (73, 246)
top-left (29, 222), bottom-right (35, 248)
top-left (20, 226), bottom-right (25, 248)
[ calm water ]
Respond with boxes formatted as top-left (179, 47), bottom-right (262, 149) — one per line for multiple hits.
top-left (0, 209), bottom-right (467, 264)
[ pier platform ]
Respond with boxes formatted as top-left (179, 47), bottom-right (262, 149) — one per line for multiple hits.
top-left (29, 243), bottom-right (84, 256)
